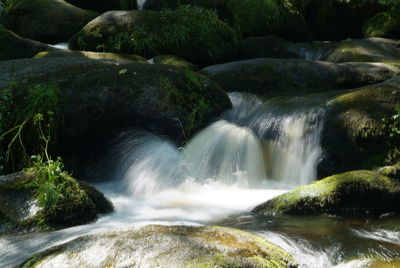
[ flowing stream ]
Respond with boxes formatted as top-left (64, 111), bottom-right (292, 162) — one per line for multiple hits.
top-left (1, 92), bottom-right (400, 267)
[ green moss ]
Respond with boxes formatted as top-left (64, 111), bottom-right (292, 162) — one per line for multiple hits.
top-left (377, 162), bottom-right (400, 180)
top-left (33, 51), bottom-right (148, 63)
top-left (73, 6), bottom-right (239, 66)
top-left (325, 43), bottom-right (373, 63)
top-left (253, 170), bottom-right (400, 215)
top-left (152, 55), bottom-right (199, 70)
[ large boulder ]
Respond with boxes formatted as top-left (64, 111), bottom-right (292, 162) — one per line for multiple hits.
top-left (202, 58), bottom-right (400, 93)
top-left (1, 0), bottom-right (98, 43)
top-left (0, 57), bottom-right (231, 173)
top-left (239, 35), bottom-right (400, 63)
top-left (143, 0), bottom-right (312, 41)
top-left (0, 27), bottom-right (56, 60)
top-left (252, 170), bottom-right (400, 216)
top-left (64, 0), bottom-right (137, 13)
top-left (318, 77), bottom-right (400, 178)
top-left (20, 225), bottom-right (298, 267)
top-left (363, 3), bottom-right (400, 38)
top-left (68, 6), bottom-right (239, 67)
top-left (0, 165), bottom-right (113, 235)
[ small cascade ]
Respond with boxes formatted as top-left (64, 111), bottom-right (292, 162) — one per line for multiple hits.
top-left (223, 92), bottom-right (325, 187)
top-left (184, 120), bottom-right (265, 187)
top-left (136, 0), bottom-right (147, 9)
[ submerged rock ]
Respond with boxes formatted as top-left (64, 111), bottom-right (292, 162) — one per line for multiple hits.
top-left (252, 170), bottom-right (400, 216)
top-left (0, 169), bottom-right (113, 235)
top-left (0, 57), bottom-right (231, 173)
top-left (318, 76), bottom-right (400, 178)
top-left (363, 3), bottom-right (400, 38)
top-left (239, 35), bottom-right (400, 63)
top-left (0, 28), bottom-right (56, 60)
top-left (68, 7), bottom-right (239, 66)
top-left (20, 225), bottom-right (298, 268)
top-left (202, 58), bottom-right (400, 93)
top-left (1, 0), bottom-right (98, 44)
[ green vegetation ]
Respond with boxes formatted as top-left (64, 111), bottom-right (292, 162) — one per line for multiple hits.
top-left (0, 82), bottom-right (61, 173)
top-left (363, 3), bottom-right (400, 37)
top-left (72, 6), bottom-right (239, 66)
top-left (387, 107), bottom-right (400, 138)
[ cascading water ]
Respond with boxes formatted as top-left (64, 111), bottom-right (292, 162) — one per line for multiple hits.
top-left (1, 91), bottom-right (400, 268)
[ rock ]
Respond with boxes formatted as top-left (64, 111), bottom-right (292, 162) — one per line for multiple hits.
top-left (0, 27), bottom-right (56, 60)
top-left (20, 225), bottom-right (298, 267)
top-left (150, 54), bottom-right (199, 70)
top-left (239, 35), bottom-right (400, 63)
top-left (322, 38), bottom-right (400, 63)
top-left (202, 58), bottom-right (400, 93)
top-left (68, 6), bottom-right (239, 67)
top-left (0, 57), bottom-right (231, 173)
top-left (363, 3), bottom-right (400, 38)
top-left (287, 0), bottom-right (392, 40)
top-left (64, 0), bottom-right (137, 13)
top-left (377, 163), bottom-right (400, 180)
top-left (252, 170), bottom-right (400, 216)
top-left (0, 167), bottom-right (113, 235)
top-left (33, 50), bottom-right (148, 63)
top-left (318, 77), bottom-right (400, 178)
top-left (143, 0), bottom-right (312, 41)
top-left (1, 0), bottom-right (98, 43)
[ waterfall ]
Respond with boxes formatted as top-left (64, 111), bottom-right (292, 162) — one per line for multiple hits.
top-left (107, 91), bottom-right (326, 196)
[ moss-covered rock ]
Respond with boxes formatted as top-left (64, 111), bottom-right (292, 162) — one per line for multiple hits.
top-left (150, 54), bottom-right (199, 70)
top-left (20, 225), bottom-right (298, 267)
top-left (68, 6), bottom-right (239, 66)
top-left (252, 170), bottom-right (400, 216)
top-left (1, 0), bottom-right (98, 43)
top-left (239, 35), bottom-right (400, 64)
top-left (33, 50), bottom-right (148, 63)
top-left (0, 57), bottom-right (231, 173)
top-left (64, 0), bottom-right (137, 13)
top-left (0, 27), bottom-right (56, 60)
top-left (322, 38), bottom-right (400, 63)
top-left (202, 58), bottom-right (400, 93)
top-left (0, 167), bottom-right (113, 235)
top-left (318, 76), bottom-right (400, 178)
top-left (363, 3), bottom-right (400, 38)
top-left (143, 0), bottom-right (312, 41)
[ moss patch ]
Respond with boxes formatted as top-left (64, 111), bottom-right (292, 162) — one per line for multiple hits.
top-left (152, 54), bottom-right (199, 71)
top-left (253, 170), bottom-right (400, 216)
